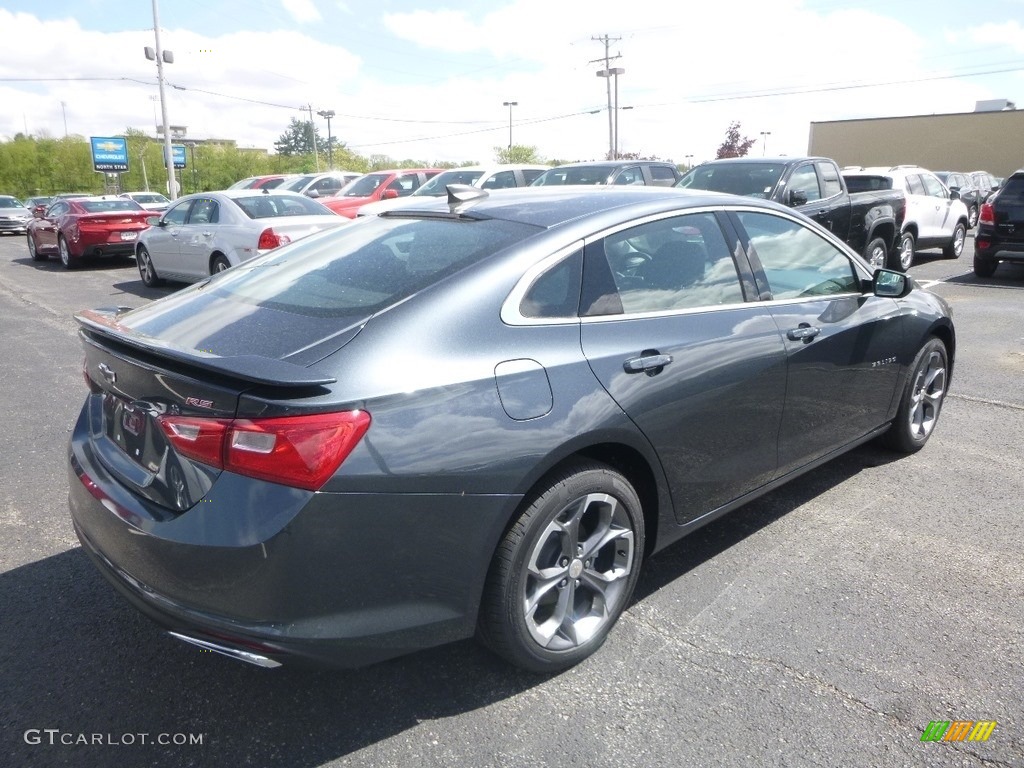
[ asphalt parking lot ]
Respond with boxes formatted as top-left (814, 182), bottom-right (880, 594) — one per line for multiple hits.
top-left (0, 233), bottom-right (1021, 768)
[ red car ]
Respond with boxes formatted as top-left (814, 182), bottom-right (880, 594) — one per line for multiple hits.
top-left (321, 168), bottom-right (442, 218)
top-left (26, 196), bottom-right (154, 269)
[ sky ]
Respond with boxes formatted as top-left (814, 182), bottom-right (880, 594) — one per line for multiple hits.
top-left (1, 0), bottom-right (1022, 167)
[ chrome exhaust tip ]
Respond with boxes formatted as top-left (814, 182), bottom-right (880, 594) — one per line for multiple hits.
top-left (168, 631), bottom-right (282, 668)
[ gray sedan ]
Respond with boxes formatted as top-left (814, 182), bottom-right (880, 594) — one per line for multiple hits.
top-left (135, 189), bottom-right (347, 286)
top-left (0, 195), bottom-right (33, 235)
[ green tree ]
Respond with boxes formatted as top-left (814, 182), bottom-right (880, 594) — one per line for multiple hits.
top-left (274, 117), bottom-right (325, 157)
top-left (494, 144), bottom-right (544, 164)
top-left (715, 121), bottom-right (757, 159)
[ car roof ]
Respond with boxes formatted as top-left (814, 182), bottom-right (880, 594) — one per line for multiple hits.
top-left (548, 160), bottom-right (674, 169)
top-left (384, 185), bottom-right (765, 229)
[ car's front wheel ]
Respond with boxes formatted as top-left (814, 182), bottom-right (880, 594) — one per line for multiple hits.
top-left (137, 245), bottom-right (163, 287)
top-left (27, 233), bottom-right (45, 261)
top-left (58, 235), bottom-right (76, 269)
top-left (943, 222), bottom-right (966, 259)
top-left (881, 337), bottom-right (948, 454)
top-left (478, 460), bottom-right (644, 673)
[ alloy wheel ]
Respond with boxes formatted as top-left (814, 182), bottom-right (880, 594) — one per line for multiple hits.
top-left (908, 349), bottom-right (946, 441)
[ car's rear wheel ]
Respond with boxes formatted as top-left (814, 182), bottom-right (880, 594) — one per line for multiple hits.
top-left (863, 237), bottom-right (888, 270)
top-left (943, 223), bottom-right (966, 259)
top-left (478, 460), bottom-right (644, 673)
top-left (893, 231), bottom-right (915, 271)
top-left (881, 337), bottom-right (948, 454)
top-left (27, 233), bottom-right (45, 261)
top-left (58, 235), bottom-right (77, 270)
top-left (973, 254), bottom-right (997, 277)
top-left (137, 245), bottom-right (163, 287)
top-left (210, 254), bottom-right (231, 274)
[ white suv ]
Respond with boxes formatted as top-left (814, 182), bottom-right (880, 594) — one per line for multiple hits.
top-left (843, 166), bottom-right (970, 270)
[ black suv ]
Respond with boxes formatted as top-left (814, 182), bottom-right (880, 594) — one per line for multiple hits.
top-left (974, 169), bottom-right (1024, 277)
top-left (935, 172), bottom-right (982, 228)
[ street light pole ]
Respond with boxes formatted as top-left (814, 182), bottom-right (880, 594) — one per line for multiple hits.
top-left (609, 68), bottom-right (625, 159)
top-left (760, 131), bottom-right (772, 156)
top-left (317, 109), bottom-right (335, 170)
top-left (502, 101), bottom-right (517, 150)
top-left (684, 154), bottom-right (694, 170)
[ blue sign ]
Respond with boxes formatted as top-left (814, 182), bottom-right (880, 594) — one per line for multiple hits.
top-left (164, 144), bottom-right (187, 169)
top-left (91, 136), bottom-right (128, 172)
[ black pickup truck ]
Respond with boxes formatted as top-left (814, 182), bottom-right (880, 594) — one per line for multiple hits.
top-left (677, 157), bottom-right (906, 269)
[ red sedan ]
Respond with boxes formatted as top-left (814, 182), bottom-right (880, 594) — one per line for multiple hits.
top-left (27, 196), bottom-right (154, 269)
top-left (321, 168), bottom-right (442, 218)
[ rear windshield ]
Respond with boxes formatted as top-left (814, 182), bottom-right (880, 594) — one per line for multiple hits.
top-left (203, 215), bottom-right (541, 319)
top-left (532, 165), bottom-right (618, 186)
top-left (78, 200), bottom-right (144, 213)
top-left (129, 193), bottom-right (168, 204)
top-left (997, 174), bottom-right (1024, 202)
top-left (230, 194), bottom-right (333, 219)
top-left (676, 163), bottom-right (785, 198)
top-left (415, 170), bottom-right (485, 196)
top-left (844, 175), bottom-right (894, 193)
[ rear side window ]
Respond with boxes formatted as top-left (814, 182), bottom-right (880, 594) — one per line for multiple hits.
top-left (997, 174), bottom-right (1024, 203)
top-left (905, 175), bottom-right (926, 195)
top-left (188, 198), bottom-right (219, 224)
top-left (521, 169), bottom-right (545, 185)
top-left (844, 175), bottom-right (892, 193)
top-left (582, 212), bottom-right (745, 315)
top-left (649, 165), bottom-right (680, 185)
top-left (206, 216), bottom-right (541, 319)
top-left (520, 250), bottom-right (583, 319)
top-left (736, 211), bottom-right (858, 300)
top-left (817, 162), bottom-right (843, 198)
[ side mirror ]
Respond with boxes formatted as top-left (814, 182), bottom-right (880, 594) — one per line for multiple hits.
top-left (307, 189), bottom-right (320, 198)
top-left (788, 189), bottom-right (808, 207)
top-left (146, 216), bottom-right (162, 226)
top-left (873, 268), bottom-right (911, 298)
top-left (381, 189), bottom-right (400, 200)
top-left (949, 189), bottom-right (960, 200)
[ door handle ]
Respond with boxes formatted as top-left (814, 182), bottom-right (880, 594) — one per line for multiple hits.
top-left (787, 324), bottom-right (820, 342)
top-left (623, 353), bottom-right (673, 374)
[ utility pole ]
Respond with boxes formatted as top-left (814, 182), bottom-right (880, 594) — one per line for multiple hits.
top-left (591, 34), bottom-right (621, 161)
top-left (306, 104), bottom-right (320, 172)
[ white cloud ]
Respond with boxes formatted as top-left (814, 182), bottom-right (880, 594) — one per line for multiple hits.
top-left (281, 0), bottom-right (322, 25)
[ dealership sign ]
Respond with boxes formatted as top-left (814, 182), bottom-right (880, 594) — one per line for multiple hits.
top-left (164, 144), bottom-right (187, 169)
top-left (90, 136), bottom-right (129, 172)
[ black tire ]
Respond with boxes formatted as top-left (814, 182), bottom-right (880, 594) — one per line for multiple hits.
top-left (967, 205), bottom-right (978, 229)
top-left (880, 337), bottom-right (948, 454)
top-left (863, 237), bottom-right (888, 270)
top-left (210, 254), bottom-right (231, 274)
top-left (58, 235), bottom-right (77, 269)
top-left (942, 222), bottom-right (966, 259)
top-left (27, 233), bottom-right (46, 261)
top-left (892, 231), bottom-right (915, 271)
top-left (136, 245), bottom-right (163, 287)
top-left (973, 254), bottom-right (997, 278)
top-left (478, 460), bottom-right (645, 673)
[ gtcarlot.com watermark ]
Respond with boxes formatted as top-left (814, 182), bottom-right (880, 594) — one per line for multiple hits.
top-left (24, 729), bottom-right (204, 746)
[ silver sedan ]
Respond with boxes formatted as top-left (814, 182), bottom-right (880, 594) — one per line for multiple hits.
top-left (135, 189), bottom-right (348, 286)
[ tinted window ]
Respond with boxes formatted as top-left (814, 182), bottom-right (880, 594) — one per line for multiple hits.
top-left (520, 250), bottom-right (583, 319)
top-left (521, 169), bottom-right (545, 185)
top-left (532, 165), bottom-right (617, 186)
top-left (816, 162), bottom-right (843, 198)
top-left (188, 198), bottom-right (219, 224)
top-left (206, 216), bottom-right (541, 319)
top-left (583, 212), bottom-right (745, 315)
top-left (844, 175), bottom-right (892, 192)
top-left (737, 211), bottom-right (858, 300)
top-left (905, 175), bottom-right (926, 195)
top-left (47, 202), bottom-right (69, 217)
top-left (649, 165), bottom-right (680, 184)
top-left (482, 171), bottom-right (517, 190)
top-left (789, 164), bottom-right (822, 202)
top-left (231, 194), bottom-right (332, 219)
top-left (162, 201), bottom-right (192, 225)
top-left (677, 163), bottom-right (785, 198)
top-left (996, 174), bottom-right (1024, 203)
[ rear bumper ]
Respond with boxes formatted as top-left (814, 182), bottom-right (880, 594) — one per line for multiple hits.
top-left (68, 414), bottom-right (516, 668)
top-left (974, 227), bottom-right (1024, 260)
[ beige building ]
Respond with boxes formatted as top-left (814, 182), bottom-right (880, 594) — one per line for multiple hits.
top-left (808, 109), bottom-right (1023, 179)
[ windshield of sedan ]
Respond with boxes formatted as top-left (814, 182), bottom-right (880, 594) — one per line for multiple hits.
top-left (341, 173), bottom-right (389, 197)
top-left (414, 170), bottom-right (486, 196)
top-left (230, 194), bottom-right (334, 219)
top-left (202, 216), bottom-right (541, 319)
top-left (676, 163), bottom-right (785, 198)
top-left (531, 165), bottom-right (617, 186)
top-left (0, 196), bottom-right (25, 208)
top-left (78, 200), bottom-right (144, 213)
top-left (278, 175), bottom-right (317, 192)
top-left (129, 193), bottom-right (169, 204)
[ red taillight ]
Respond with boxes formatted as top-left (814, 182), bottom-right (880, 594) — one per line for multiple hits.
top-left (158, 411), bottom-right (370, 491)
top-left (979, 202), bottom-right (994, 224)
top-left (257, 228), bottom-right (292, 250)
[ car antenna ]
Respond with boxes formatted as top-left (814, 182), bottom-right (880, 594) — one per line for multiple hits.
top-left (447, 184), bottom-right (488, 213)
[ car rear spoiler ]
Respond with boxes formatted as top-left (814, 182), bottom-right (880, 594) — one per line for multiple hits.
top-left (75, 308), bottom-right (337, 387)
